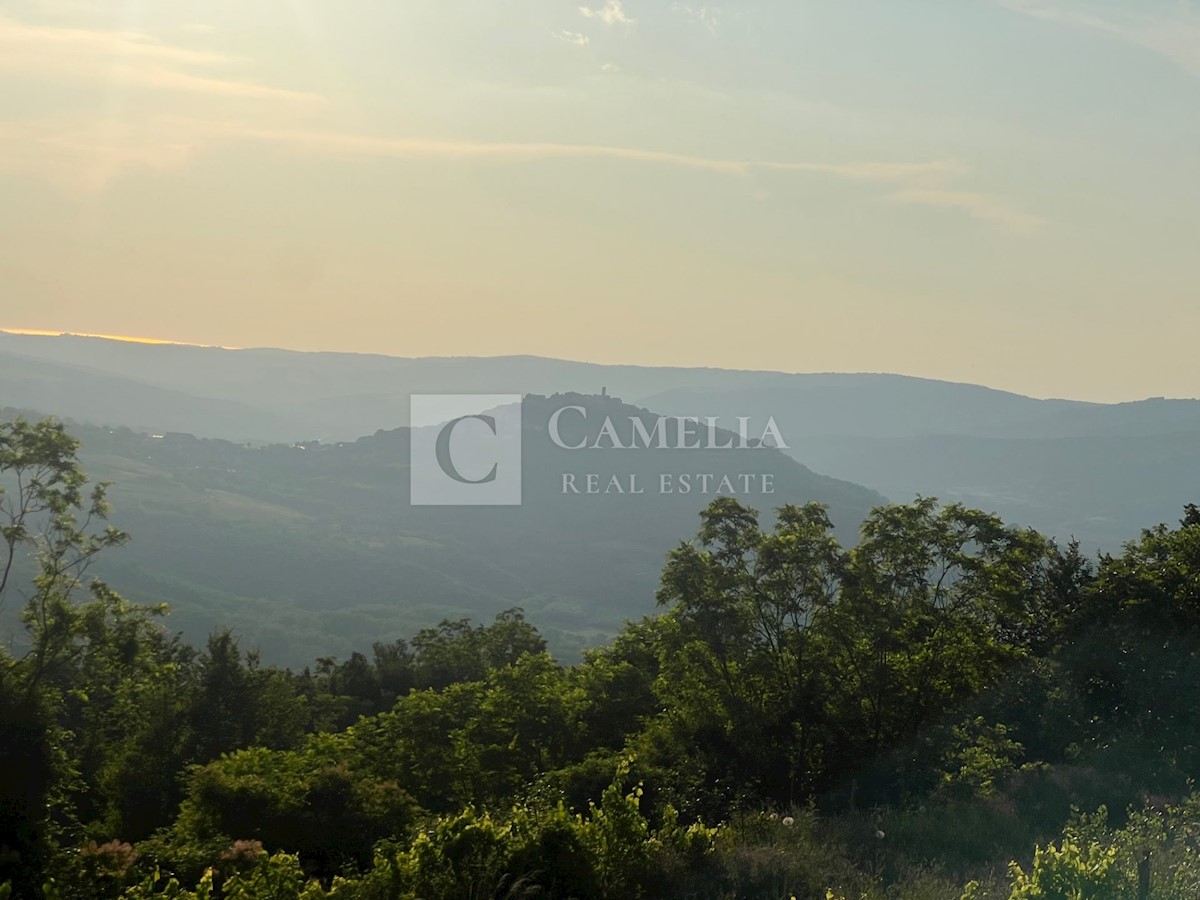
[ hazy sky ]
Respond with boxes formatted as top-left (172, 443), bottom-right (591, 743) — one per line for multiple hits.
top-left (1, 0), bottom-right (1197, 401)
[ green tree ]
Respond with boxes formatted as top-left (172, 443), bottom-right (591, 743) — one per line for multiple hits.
top-left (654, 498), bottom-right (845, 808)
top-left (0, 417), bottom-right (144, 894)
top-left (822, 499), bottom-right (1052, 796)
top-left (409, 608), bottom-right (546, 691)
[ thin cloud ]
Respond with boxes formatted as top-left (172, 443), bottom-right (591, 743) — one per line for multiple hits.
top-left (997, 0), bottom-right (1200, 76)
top-left (0, 117), bottom-right (202, 192)
top-left (557, 30), bottom-right (591, 47)
top-left (194, 123), bottom-right (1043, 230)
top-left (30, 0), bottom-right (123, 18)
top-left (114, 66), bottom-right (323, 102)
top-left (579, 0), bottom-right (635, 26)
top-left (0, 14), bottom-right (323, 103)
top-left (996, 0), bottom-right (1116, 32)
top-left (887, 188), bottom-right (1047, 235)
top-left (199, 122), bottom-right (963, 183)
top-left (210, 125), bottom-right (755, 173)
top-left (760, 159), bottom-right (969, 182)
top-left (672, 4), bottom-right (721, 34)
top-left (0, 15), bottom-right (226, 65)
top-left (0, 109), bottom-right (1039, 234)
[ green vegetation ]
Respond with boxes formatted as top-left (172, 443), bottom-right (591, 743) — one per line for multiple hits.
top-left (5, 415), bottom-right (1200, 898)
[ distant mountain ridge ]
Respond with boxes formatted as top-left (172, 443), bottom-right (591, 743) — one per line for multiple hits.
top-left (3, 331), bottom-right (1200, 552)
top-left (0, 330), bottom-right (1164, 441)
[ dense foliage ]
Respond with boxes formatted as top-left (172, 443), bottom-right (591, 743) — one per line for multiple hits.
top-left (5, 416), bottom-right (1200, 898)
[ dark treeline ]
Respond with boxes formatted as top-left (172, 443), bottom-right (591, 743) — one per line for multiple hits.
top-left (4, 416), bottom-right (1200, 898)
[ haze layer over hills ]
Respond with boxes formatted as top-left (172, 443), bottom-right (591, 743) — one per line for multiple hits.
top-left (3, 331), bottom-right (1199, 556)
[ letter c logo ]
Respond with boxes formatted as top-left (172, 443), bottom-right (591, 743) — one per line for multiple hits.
top-left (435, 415), bottom-right (499, 484)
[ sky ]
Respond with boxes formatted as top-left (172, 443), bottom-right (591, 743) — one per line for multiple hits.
top-left (1, 0), bottom-right (1197, 402)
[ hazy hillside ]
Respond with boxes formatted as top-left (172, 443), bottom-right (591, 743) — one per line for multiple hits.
top-left (640, 377), bottom-right (1096, 439)
top-left (633, 384), bottom-right (1200, 548)
top-left (5, 332), bottom-right (1200, 551)
top-left (0, 346), bottom-right (299, 440)
top-left (0, 331), bottom-right (1126, 441)
top-left (789, 430), bottom-right (1200, 550)
top-left (0, 332), bottom-right (782, 442)
top-left (16, 394), bottom-right (883, 666)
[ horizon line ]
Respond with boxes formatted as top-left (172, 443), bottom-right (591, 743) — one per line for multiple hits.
top-left (2, 327), bottom-right (1190, 405)
top-left (1, 327), bottom-right (242, 349)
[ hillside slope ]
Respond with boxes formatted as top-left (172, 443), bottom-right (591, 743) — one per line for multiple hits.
top-left (16, 394), bottom-right (883, 665)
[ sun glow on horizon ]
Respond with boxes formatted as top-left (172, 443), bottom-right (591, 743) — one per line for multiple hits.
top-left (1, 328), bottom-right (239, 349)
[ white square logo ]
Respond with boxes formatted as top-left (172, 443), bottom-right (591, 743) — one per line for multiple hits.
top-left (409, 394), bottom-right (522, 506)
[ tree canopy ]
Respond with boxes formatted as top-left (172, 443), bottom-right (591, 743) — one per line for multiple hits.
top-left (5, 416), bottom-right (1200, 898)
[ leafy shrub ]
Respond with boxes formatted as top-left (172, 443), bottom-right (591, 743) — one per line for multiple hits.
top-left (1007, 839), bottom-right (1129, 900)
top-left (170, 742), bottom-right (419, 877)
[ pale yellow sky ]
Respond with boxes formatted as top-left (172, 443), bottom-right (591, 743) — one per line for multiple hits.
top-left (1, 0), bottom-right (1198, 401)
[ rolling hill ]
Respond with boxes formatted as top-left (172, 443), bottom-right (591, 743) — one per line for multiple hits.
top-left (6, 393), bottom-right (884, 666)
